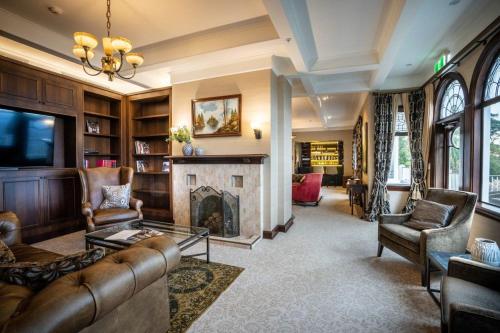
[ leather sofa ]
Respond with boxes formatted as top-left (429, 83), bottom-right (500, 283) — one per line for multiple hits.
top-left (78, 167), bottom-right (143, 232)
top-left (292, 173), bottom-right (323, 205)
top-left (0, 211), bottom-right (180, 333)
top-left (441, 257), bottom-right (500, 333)
top-left (377, 188), bottom-right (478, 286)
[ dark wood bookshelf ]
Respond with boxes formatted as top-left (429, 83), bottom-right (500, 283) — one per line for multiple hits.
top-left (128, 89), bottom-right (172, 221)
top-left (83, 90), bottom-right (124, 169)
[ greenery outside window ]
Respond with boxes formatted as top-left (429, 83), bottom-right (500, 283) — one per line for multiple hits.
top-left (388, 107), bottom-right (411, 185)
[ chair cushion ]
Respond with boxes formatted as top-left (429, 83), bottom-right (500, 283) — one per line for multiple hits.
top-left (93, 208), bottom-right (139, 225)
top-left (0, 240), bottom-right (15, 264)
top-left (404, 199), bottom-right (456, 230)
top-left (441, 276), bottom-right (500, 324)
top-left (99, 183), bottom-right (131, 209)
top-left (0, 281), bottom-right (33, 325)
top-left (0, 248), bottom-right (104, 291)
top-left (379, 224), bottom-right (421, 253)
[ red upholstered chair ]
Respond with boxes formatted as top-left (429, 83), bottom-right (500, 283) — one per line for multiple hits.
top-left (292, 173), bottom-right (323, 206)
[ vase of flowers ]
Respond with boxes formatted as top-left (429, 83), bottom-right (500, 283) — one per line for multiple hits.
top-left (167, 126), bottom-right (193, 156)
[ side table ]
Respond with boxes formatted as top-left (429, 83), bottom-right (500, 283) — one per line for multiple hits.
top-left (426, 251), bottom-right (471, 306)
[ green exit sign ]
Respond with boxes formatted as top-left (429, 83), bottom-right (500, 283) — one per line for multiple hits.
top-left (434, 53), bottom-right (449, 73)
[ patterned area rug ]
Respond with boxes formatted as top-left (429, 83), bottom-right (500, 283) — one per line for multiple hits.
top-left (167, 257), bottom-right (244, 333)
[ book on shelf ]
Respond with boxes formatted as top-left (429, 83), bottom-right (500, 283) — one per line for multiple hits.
top-left (84, 159), bottom-right (89, 169)
top-left (96, 160), bottom-right (117, 168)
top-left (134, 141), bottom-right (150, 154)
top-left (136, 160), bottom-right (150, 173)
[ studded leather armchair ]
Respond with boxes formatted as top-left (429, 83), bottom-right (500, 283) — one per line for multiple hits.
top-left (377, 188), bottom-right (478, 286)
top-left (78, 167), bottom-right (143, 233)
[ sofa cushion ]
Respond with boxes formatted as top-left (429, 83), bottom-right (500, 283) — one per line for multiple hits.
top-left (292, 174), bottom-right (305, 183)
top-left (0, 281), bottom-right (33, 326)
top-left (442, 276), bottom-right (500, 324)
top-left (93, 208), bottom-right (139, 225)
top-left (379, 224), bottom-right (420, 253)
top-left (99, 183), bottom-right (131, 209)
top-left (0, 240), bottom-right (15, 264)
top-left (0, 248), bottom-right (104, 291)
top-left (404, 199), bottom-right (456, 230)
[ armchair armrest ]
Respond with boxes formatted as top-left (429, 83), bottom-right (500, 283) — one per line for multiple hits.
top-left (129, 197), bottom-right (143, 211)
top-left (0, 211), bottom-right (21, 246)
top-left (449, 302), bottom-right (500, 333)
top-left (421, 223), bottom-right (470, 263)
top-left (81, 202), bottom-right (93, 218)
top-left (448, 257), bottom-right (500, 291)
top-left (378, 213), bottom-right (412, 225)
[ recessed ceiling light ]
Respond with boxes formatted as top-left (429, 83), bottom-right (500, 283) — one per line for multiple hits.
top-left (48, 5), bottom-right (63, 15)
top-left (448, 0), bottom-right (460, 5)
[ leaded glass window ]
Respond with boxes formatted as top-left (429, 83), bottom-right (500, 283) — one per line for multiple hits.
top-left (440, 80), bottom-right (465, 119)
top-left (484, 55), bottom-right (500, 101)
top-left (395, 108), bottom-right (407, 134)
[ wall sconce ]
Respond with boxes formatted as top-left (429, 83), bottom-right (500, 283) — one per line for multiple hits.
top-left (251, 122), bottom-right (262, 140)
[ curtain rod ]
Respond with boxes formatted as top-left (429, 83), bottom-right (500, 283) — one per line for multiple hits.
top-left (372, 86), bottom-right (421, 94)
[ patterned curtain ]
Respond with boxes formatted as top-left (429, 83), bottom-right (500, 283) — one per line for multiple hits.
top-left (368, 93), bottom-right (394, 222)
top-left (352, 116), bottom-right (363, 179)
top-left (403, 89), bottom-right (427, 212)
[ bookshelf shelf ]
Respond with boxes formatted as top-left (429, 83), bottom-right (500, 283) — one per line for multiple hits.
top-left (84, 111), bottom-right (120, 119)
top-left (132, 133), bottom-right (169, 139)
top-left (133, 114), bottom-right (169, 120)
top-left (84, 132), bottom-right (119, 138)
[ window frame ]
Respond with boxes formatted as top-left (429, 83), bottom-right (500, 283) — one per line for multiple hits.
top-left (387, 107), bottom-right (411, 189)
top-left (432, 72), bottom-right (469, 191)
top-left (470, 32), bottom-right (500, 221)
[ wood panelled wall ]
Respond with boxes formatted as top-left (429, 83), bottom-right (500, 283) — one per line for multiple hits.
top-left (0, 56), bottom-right (171, 243)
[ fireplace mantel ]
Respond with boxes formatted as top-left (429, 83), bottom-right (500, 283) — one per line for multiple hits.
top-left (165, 154), bottom-right (268, 164)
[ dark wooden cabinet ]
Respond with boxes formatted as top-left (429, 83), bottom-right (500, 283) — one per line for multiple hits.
top-left (0, 169), bottom-right (81, 243)
top-left (0, 58), bottom-right (80, 115)
top-left (43, 78), bottom-right (79, 111)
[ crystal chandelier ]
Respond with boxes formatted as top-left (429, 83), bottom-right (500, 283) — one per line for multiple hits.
top-left (72, 0), bottom-right (143, 81)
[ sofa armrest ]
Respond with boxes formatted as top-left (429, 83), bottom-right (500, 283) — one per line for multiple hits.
top-left (448, 257), bottom-right (500, 291)
top-left (0, 237), bottom-right (180, 333)
top-left (0, 211), bottom-right (21, 246)
top-left (129, 197), bottom-right (143, 211)
top-left (378, 213), bottom-right (412, 225)
top-left (81, 202), bottom-right (93, 218)
top-left (449, 302), bottom-right (500, 333)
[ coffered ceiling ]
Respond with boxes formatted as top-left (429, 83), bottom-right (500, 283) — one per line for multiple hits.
top-left (0, 0), bottom-right (499, 130)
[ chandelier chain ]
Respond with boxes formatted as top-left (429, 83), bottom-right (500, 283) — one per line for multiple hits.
top-left (106, 0), bottom-right (111, 37)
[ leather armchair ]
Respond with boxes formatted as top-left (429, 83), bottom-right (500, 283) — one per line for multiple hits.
top-left (441, 257), bottom-right (500, 333)
top-left (377, 188), bottom-right (478, 286)
top-left (78, 167), bottom-right (143, 233)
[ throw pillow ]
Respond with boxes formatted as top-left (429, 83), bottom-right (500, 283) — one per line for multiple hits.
top-left (0, 240), bottom-right (15, 264)
top-left (292, 174), bottom-right (305, 183)
top-left (99, 183), bottom-right (131, 209)
top-left (404, 200), bottom-right (456, 231)
top-left (0, 247), bottom-right (104, 291)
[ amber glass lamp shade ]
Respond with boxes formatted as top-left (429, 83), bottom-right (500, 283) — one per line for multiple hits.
top-left (111, 37), bottom-right (132, 53)
top-left (125, 53), bottom-right (144, 66)
top-left (73, 45), bottom-right (94, 60)
top-left (73, 32), bottom-right (98, 49)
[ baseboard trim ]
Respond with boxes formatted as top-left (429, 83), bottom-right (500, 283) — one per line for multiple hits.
top-left (263, 215), bottom-right (295, 240)
top-left (277, 215), bottom-right (295, 233)
top-left (263, 225), bottom-right (280, 239)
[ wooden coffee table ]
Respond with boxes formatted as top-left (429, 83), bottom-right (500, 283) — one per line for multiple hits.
top-left (85, 219), bottom-right (210, 263)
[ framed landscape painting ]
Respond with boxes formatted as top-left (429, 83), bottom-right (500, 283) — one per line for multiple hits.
top-left (192, 94), bottom-right (242, 138)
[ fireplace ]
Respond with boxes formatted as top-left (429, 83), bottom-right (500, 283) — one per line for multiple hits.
top-left (190, 186), bottom-right (240, 238)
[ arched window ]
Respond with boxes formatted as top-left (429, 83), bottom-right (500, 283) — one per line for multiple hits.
top-left (480, 53), bottom-right (500, 207)
top-left (440, 80), bottom-right (465, 118)
top-left (434, 75), bottom-right (468, 191)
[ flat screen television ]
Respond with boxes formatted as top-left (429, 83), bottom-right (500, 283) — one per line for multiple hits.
top-left (0, 108), bottom-right (55, 167)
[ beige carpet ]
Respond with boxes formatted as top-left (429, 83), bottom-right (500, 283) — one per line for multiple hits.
top-left (34, 187), bottom-right (440, 333)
